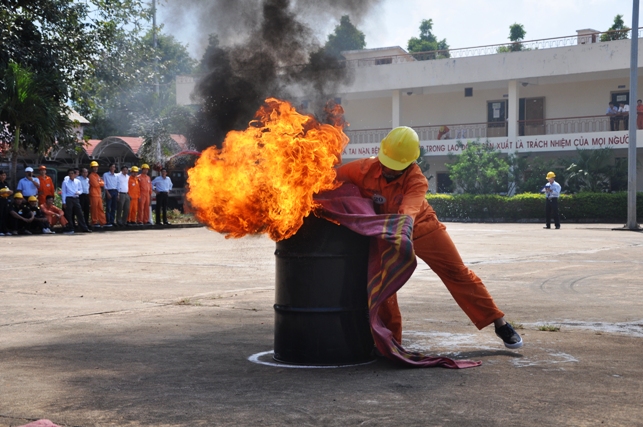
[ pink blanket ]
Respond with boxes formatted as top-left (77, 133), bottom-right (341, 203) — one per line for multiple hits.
top-left (317, 184), bottom-right (481, 368)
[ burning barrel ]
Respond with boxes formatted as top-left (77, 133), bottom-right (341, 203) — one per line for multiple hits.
top-left (273, 215), bottom-right (374, 365)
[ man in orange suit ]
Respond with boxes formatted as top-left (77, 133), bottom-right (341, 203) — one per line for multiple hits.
top-left (37, 165), bottom-right (55, 206)
top-left (127, 166), bottom-right (140, 225)
top-left (137, 164), bottom-right (153, 225)
top-left (40, 195), bottom-right (68, 229)
top-left (336, 126), bottom-right (523, 350)
top-left (88, 161), bottom-right (106, 227)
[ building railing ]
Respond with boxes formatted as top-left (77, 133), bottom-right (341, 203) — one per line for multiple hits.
top-left (344, 115), bottom-right (625, 143)
top-left (348, 28), bottom-right (643, 67)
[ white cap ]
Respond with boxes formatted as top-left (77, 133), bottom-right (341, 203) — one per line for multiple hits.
top-left (24, 167), bottom-right (34, 172)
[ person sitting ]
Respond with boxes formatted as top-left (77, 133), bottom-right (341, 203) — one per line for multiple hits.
top-left (40, 195), bottom-right (68, 230)
top-left (8, 193), bottom-right (34, 235)
top-left (26, 196), bottom-right (54, 234)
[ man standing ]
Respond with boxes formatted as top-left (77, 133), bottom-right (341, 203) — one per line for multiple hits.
top-left (152, 168), bottom-right (173, 225)
top-left (127, 166), bottom-right (140, 225)
top-left (137, 164), bottom-right (153, 225)
top-left (88, 161), bottom-right (106, 228)
top-left (542, 171), bottom-right (561, 230)
top-left (16, 167), bottom-right (40, 199)
top-left (102, 163), bottom-right (118, 227)
top-left (77, 167), bottom-right (90, 228)
top-left (618, 101), bottom-right (630, 131)
top-left (115, 165), bottom-right (130, 226)
top-left (36, 165), bottom-right (55, 206)
top-left (606, 102), bottom-right (619, 131)
top-left (62, 168), bottom-right (91, 234)
top-left (336, 126), bottom-right (523, 349)
top-left (41, 195), bottom-right (68, 230)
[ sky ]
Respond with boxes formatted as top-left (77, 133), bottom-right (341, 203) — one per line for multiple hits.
top-left (157, 0), bottom-right (640, 60)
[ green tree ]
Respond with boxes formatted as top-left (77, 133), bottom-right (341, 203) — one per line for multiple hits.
top-left (507, 154), bottom-right (564, 194)
top-left (600, 14), bottom-right (630, 41)
top-left (416, 147), bottom-right (434, 182)
top-left (446, 141), bottom-right (509, 194)
top-left (497, 23), bottom-right (527, 53)
top-left (0, 61), bottom-right (74, 183)
top-left (565, 148), bottom-right (615, 193)
top-left (407, 19), bottom-right (450, 60)
top-left (324, 15), bottom-right (366, 58)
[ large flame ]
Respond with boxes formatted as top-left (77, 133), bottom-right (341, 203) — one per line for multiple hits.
top-left (187, 98), bottom-right (348, 241)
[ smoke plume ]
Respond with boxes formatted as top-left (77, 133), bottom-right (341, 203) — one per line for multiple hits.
top-left (162, 0), bottom-right (382, 150)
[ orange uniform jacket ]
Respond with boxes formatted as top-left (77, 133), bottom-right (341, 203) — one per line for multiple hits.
top-left (137, 174), bottom-right (153, 223)
top-left (337, 158), bottom-right (503, 341)
top-left (128, 175), bottom-right (140, 222)
top-left (37, 175), bottom-right (55, 206)
top-left (88, 172), bottom-right (106, 225)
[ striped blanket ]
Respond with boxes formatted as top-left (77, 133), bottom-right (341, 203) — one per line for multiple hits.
top-left (316, 184), bottom-right (481, 369)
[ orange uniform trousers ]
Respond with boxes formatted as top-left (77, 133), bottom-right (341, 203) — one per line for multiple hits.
top-left (138, 195), bottom-right (151, 223)
top-left (90, 195), bottom-right (106, 225)
top-left (128, 198), bottom-right (139, 222)
top-left (40, 204), bottom-right (68, 228)
top-left (379, 214), bottom-right (505, 342)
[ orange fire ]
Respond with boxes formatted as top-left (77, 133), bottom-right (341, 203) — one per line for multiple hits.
top-left (186, 98), bottom-right (348, 241)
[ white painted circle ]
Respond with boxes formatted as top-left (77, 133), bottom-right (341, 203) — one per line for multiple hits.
top-left (247, 350), bottom-right (376, 369)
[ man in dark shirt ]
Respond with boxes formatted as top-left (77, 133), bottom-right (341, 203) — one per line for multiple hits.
top-left (8, 193), bottom-right (34, 235)
top-left (0, 170), bottom-right (13, 235)
top-left (26, 196), bottom-right (54, 234)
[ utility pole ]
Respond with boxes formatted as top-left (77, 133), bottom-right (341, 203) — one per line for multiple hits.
top-left (626, 0), bottom-right (640, 229)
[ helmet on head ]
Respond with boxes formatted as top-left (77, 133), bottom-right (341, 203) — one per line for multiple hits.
top-left (378, 126), bottom-right (420, 171)
top-left (24, 167), bottom-right (34, 173)
top-left (131, 166), bottom-right (139, 172)
top-left (39, 165), bottom-right (47, 170)
top-left (14, 192), bottom-right (24, 199)
top-left (28, 196), bottom-right (38, 202)
top-left (90, 161), bottom-right (99, 167)
top-left (141, 163), bottom-right (150, 169)
top-left (546, 171), bottom-right (556, 179)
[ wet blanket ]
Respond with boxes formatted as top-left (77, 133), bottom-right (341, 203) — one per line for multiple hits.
top-left (316, 184), bottom-right (481, 369)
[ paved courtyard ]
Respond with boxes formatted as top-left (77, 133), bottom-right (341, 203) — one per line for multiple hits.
top-left (1, 223), bottom-right (642, 426)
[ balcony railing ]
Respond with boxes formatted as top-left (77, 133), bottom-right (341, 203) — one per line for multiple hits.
top-left (344, 115), bottom-right (625, 143)
top-left (348, 28), bottom-right (643, 67)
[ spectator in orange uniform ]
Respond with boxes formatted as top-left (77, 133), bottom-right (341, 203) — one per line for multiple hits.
top-left (37, 165), bottom-right (55, 206)
top-left (637, 99), bottom-right (643, 130)
top-left (41, 195), bottom-right (68, 229)
top-left (137, 164), bottom-right (153, 225)
top-left (336, 126), bottom-right (523, 349)
top-left (88, 161), bottom-right (107, 228)
top-left (127, 166), bottom-right (140, 225)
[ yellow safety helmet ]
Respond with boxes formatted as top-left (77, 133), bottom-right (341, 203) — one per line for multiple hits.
top-left (378, 126), bottom-right (421, 171)
top-left (546, 171), bottom-right (556, 179)
top-left (141, 163), bottom-right (150, 169)
top-left (28, 196), bottom-right (38, 202)
top-left (131, 166), bottom-right (139, 172)
top-left (90, 161), bottom-right (99, 167)
top-left (13, 192), bottom-right (24, 199)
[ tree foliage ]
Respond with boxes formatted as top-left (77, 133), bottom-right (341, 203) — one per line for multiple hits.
top-left (324, 15), bottom-right (366, 59)
top-left (600, 14), bottom-right (630, 41)
top-left (407, 19), bottom-right (450, 60)
top-left (564, 148), bottom-right (625, 193)
top-left (446, 141), bottom-right (509, 194)
top-left (497, 23), bottom-right (527, 53)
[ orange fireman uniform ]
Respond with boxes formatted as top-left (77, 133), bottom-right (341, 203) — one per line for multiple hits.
top-left (37, 175), bottom-right (55, 206)
top-left (128, 175), bottom-right (140, 222)
top-left (88, 172), bottom-right (107, 225)
top-left (40, 203), bottom-right (68, 228)
top-left (337, 157), bottom-right (504, 342)
top-left (137, 174), bottom-right (153, 224)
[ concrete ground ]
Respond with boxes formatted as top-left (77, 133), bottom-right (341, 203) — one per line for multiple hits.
top-left (1, 223), bottom-right (642, 426)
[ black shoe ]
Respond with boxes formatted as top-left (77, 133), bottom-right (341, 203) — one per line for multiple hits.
top-left (495, 323), bottom-right (523, 349)
top-left (543, 226), bottom-right (550, 229)
top-left (22, 229), bottom-right (33, 235)
top-left (163, 222), bottom-right (171, 225)
top-left (82, 228), bottom-right (92, 233)
top-left (555, 226), bottom-right (560, 229)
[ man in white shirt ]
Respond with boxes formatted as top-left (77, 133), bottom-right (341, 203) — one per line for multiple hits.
top-left (115, 165), bottom-right (130, 226)
top-left (61, 168), bottom-right (91, 234)
top-left (152, 168), bottom-right (173, 225)
top-left (618, 102), bottom-right (630, 131)
top-left (102, 163), bottom-right (118, 226)
top-left (77, 167), bottom-right (90, 227)
top-left (542, 171), bottom-right (562, 230)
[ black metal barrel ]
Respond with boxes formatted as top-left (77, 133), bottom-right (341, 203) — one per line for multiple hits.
top-left (273, 215), bottom-right (374, 365)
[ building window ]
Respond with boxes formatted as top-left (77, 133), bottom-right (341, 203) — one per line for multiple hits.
top-left (464, 87), bottom-right (473, 97)
top-left (375, 58), bottom-right (392, 65)
top-left (437, 173), bottom-right (454, 193)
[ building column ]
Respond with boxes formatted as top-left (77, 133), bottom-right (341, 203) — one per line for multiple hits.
top-left (392, 90), bottom-right (401, 128)
top-left (508, 80), bottom-right (519, 139)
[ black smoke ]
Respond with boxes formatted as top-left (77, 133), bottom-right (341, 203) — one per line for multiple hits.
top-left (164, 0), bottom-right (382, 150)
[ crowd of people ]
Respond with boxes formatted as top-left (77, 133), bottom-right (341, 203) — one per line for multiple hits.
top-left (0, 164), bottom-right (174, 236)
